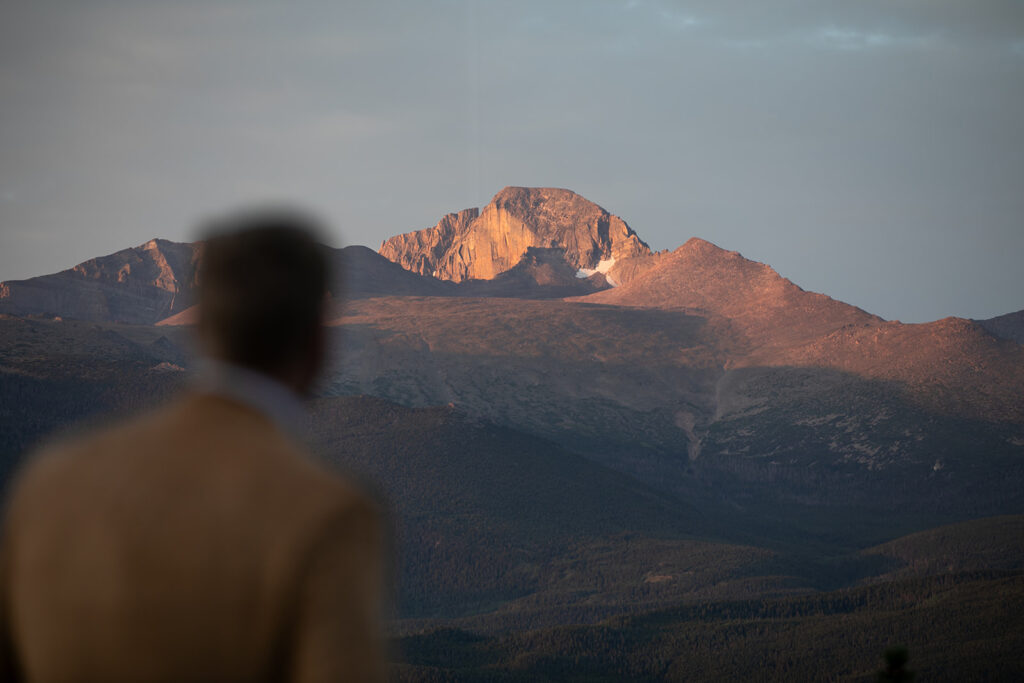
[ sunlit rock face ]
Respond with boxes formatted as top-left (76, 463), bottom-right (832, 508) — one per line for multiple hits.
top-left (379, 187), bottom-right (651, 282)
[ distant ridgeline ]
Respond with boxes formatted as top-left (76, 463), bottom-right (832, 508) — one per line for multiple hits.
top-left (2, 186), bottom-right (1022, 681)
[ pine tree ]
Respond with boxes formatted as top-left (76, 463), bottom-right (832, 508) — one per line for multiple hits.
top-left (877, 645), bottom-right (914, 682)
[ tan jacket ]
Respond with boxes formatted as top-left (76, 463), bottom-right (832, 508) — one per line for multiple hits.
top-left (0, 393), bottom-right (385, 682)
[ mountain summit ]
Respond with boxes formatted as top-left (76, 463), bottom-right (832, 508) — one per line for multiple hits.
top-left (581, 238), bottom-right (882, 345)
top-left (379, 187), bottom-right (651, 282)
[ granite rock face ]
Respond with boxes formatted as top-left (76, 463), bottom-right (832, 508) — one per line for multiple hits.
top-left (379, 187), bottom-right (651, 282)
top-left (379, 208), bottom-right (480, 281)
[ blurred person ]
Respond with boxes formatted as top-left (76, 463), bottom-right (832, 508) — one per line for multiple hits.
top-left (0, 210), bottom-right (386, 682)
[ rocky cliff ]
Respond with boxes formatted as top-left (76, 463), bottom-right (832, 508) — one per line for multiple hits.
top-left (379, 187), bottom-right (651, 282)
top-left (0, 239), bottom-right (201, 325)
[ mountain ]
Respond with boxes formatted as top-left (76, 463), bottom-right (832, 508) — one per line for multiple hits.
top-left (578, 238), bottom-right (1024, 422)
top-left (580, 237), bottom-right (883, 347)
top-left (0, 239), bottom-right (201, 325)
top-left (3, 186), bottom-right (1024, 679)
top-left (975, 309), bottom-right (1024, 344)
top-left (325, 222), bottom-right (1024, 525)
top-left (378, 186), bottom-right (651, 282)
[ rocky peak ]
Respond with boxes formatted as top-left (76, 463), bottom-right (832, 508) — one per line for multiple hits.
top-left (379, 187), bottom-right (651, 282)
top-left (581, 237), bottom-right (882, 347)
top-left (0, 239), bottom-right (202, 324)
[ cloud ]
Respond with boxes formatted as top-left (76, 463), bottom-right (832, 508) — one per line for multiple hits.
top-left (811, 26), bottom-right (937, 52)
top-left (615, 0), bottom-right (1023, 54)
top-left (655, 7), bottom-right (702, 31)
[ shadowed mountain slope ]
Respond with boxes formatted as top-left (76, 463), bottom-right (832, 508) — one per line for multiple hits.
top-left (322, 295), bottom-right (1024, 522)
top-left (975, 309), bottom-right (1024, 344)
top-left (0, 315), bottom-right (192, 484)
top-left (454, 247), bottom-right (611, 299)
top-left (157, 246), bottom-right (457, 326)
top-left (331, 245), bottom-right (456, 299)
top-left (863, 514), bottom-right (1024, 578)
top-left (395, 571), bottom-right (1024, 681)
top-left (308, 395), bottom-right (711, 617)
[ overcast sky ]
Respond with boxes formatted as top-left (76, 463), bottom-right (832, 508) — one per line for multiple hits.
top-left (1, 0), bottom-right (1021, 322)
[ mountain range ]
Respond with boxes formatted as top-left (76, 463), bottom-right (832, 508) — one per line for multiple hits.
top-left (1, 186), bottom-right (1022, 680)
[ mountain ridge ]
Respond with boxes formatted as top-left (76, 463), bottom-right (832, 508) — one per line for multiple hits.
top-left (975, 309), bottom-right (1024, 344)
top-left (4, 189), bottom-right (1017, 330)
top-left (578, 237), bottom-right (884, 350)
top-left (0, 238), bottom-right (201, 325)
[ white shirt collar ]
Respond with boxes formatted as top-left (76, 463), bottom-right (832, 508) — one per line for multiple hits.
top-left (193, 358), bottom-right (308, 437)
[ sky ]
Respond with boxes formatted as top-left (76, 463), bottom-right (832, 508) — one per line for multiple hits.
top-left (0, 0), bottom-right (1021, 323)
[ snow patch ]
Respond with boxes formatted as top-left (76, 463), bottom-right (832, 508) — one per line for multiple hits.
top-left (575, 257), bottom-right (618, 286)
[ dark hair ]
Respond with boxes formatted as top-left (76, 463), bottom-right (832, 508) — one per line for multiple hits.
top-left (197, 208), bottom-right (330, 375)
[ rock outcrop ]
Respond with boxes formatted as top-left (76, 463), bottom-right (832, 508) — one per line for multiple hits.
top-left (379, 187), bottom-right (651, 282)
top-left (0, 239), bottom-right (202, 325)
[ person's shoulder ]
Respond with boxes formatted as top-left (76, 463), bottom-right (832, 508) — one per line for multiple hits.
top-left (277, 445), bottom-right (382, 524)
top-left (21, 397), bottom-right (175, 466)
top-left (2, 399), bottom-right (181, 521)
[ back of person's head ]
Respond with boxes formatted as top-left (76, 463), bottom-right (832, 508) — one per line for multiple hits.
top-left (197, 208), bottom-right (330, 383)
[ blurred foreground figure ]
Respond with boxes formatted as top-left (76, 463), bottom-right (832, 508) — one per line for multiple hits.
top-left (0, 211), bottom-right (385, 682)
